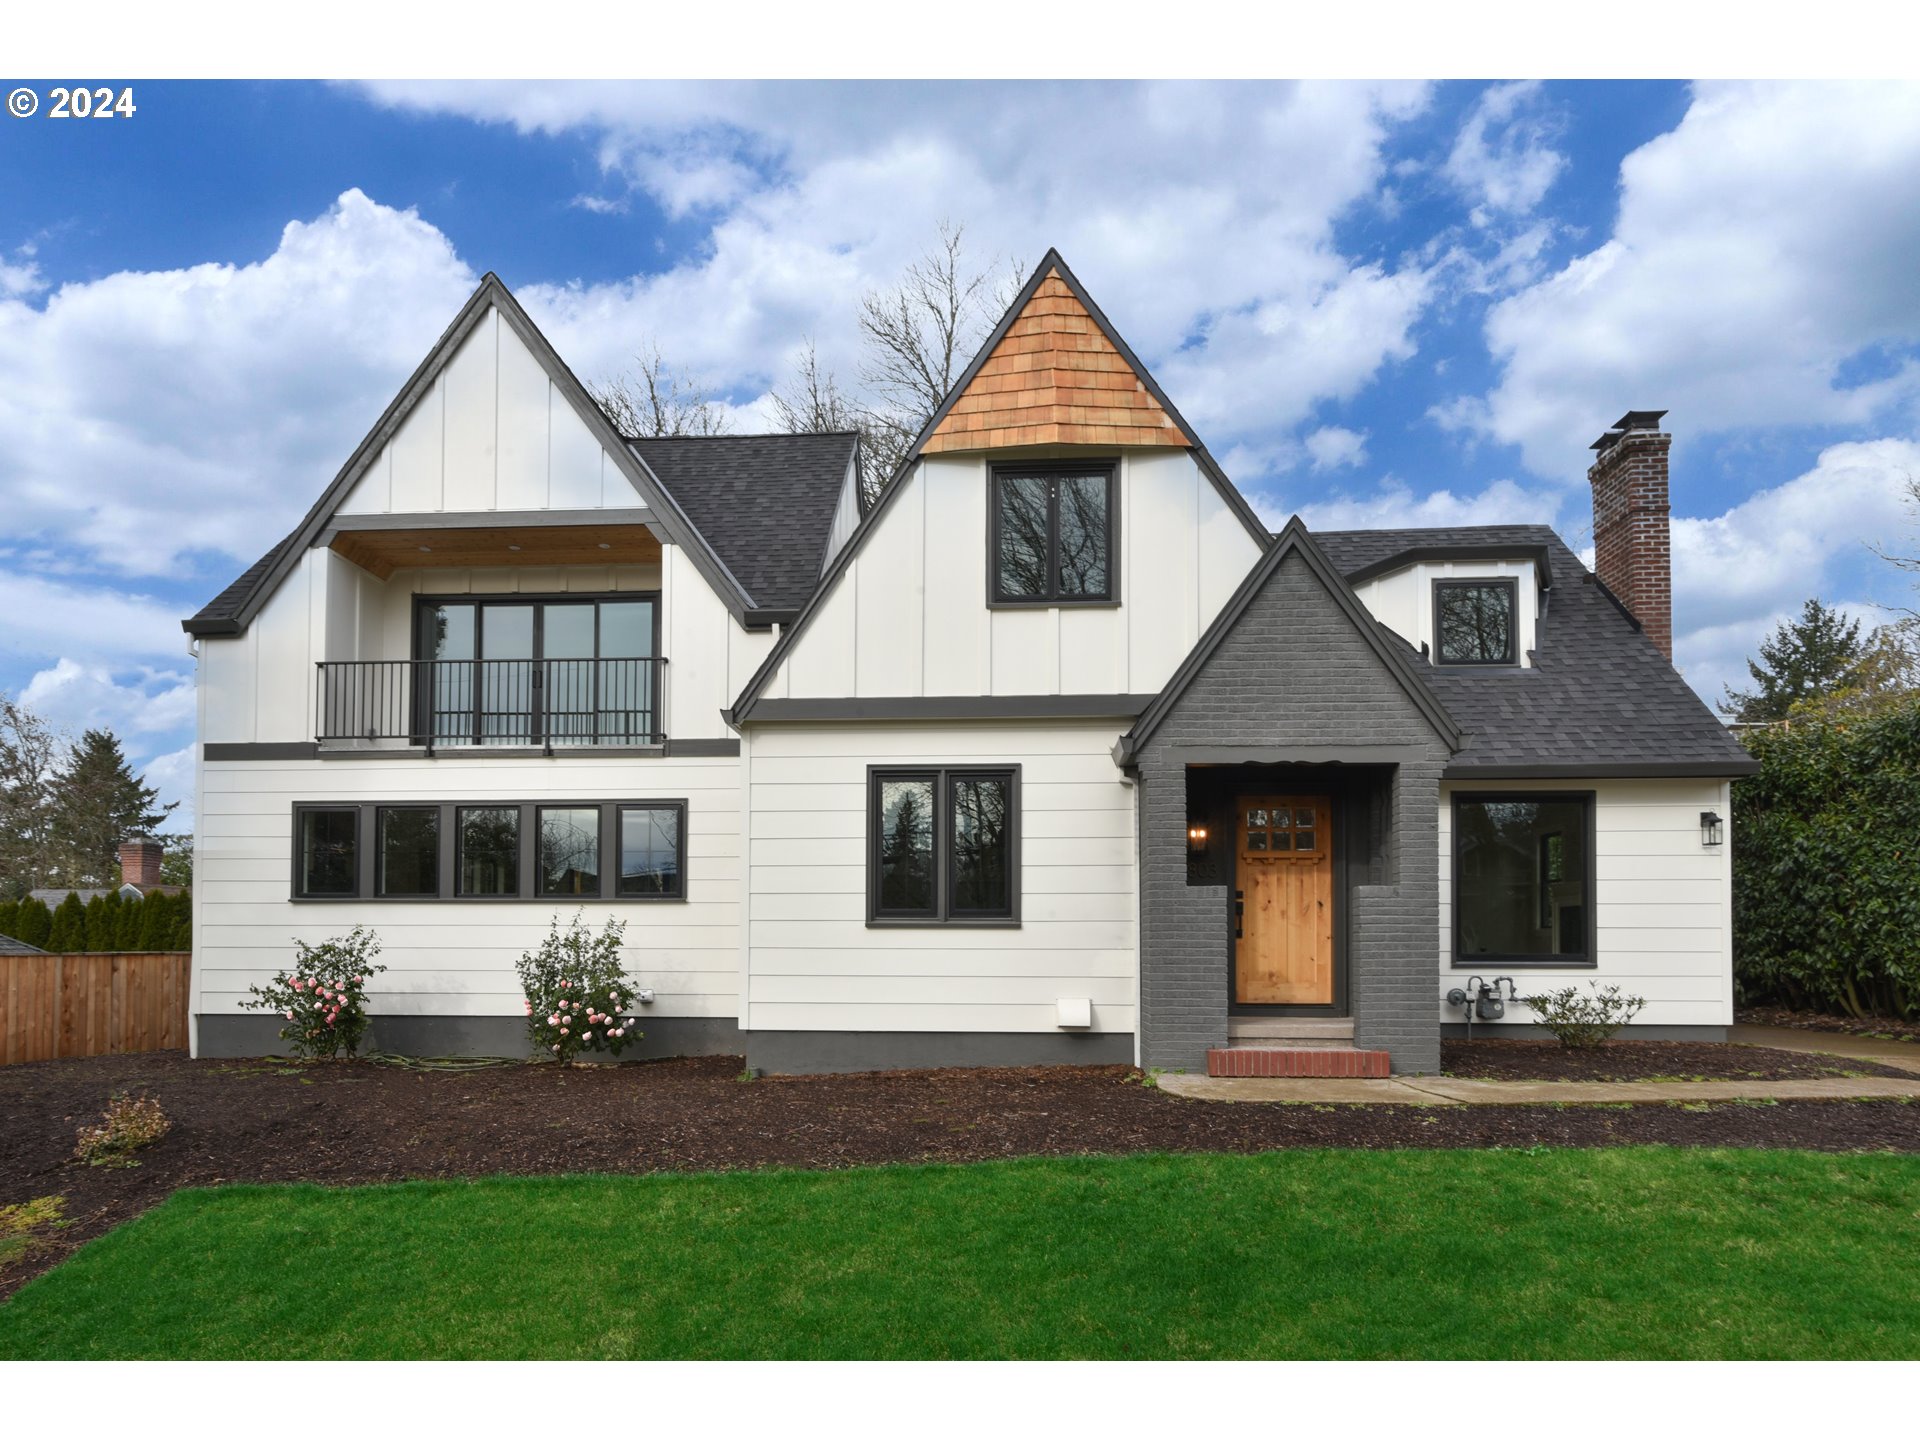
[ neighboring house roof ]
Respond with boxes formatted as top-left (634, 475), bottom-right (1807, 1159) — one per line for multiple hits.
top-left (1313, 525), bottom-right (1759, 778)
top-left (0, 932), bottom-right (48, 956)
top-left (1115, 519), bottom-right (1464, 766)
top-left (727, 248), bottom-right (1273, 725)
top-left (28, 884), bottom-right (185, 906)
top-left (184, 273), bottom-right (776, 637)
top-left (628, 432), bottom-right (858, 615)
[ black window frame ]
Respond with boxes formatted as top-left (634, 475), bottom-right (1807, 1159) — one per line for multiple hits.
top-left (1432, 577), bottom-right (1520, 667)
top-left (1450, 790), bottom-right (1596, 969)
top-left (293, 805), bottom-right (361, 899)
top-left (290, 799), bottom-right (688, 904)
top-left (987, 463), bottom-right (1119, 607)
top-left (866, 765), bottom-right (1021, 928)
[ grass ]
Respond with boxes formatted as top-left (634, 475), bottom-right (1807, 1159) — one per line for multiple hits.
top-left (3, 1147), bottom-right (1918, 1359)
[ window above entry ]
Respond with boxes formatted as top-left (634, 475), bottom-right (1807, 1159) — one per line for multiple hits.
top-left (1433, 578), bottom-right (1519, 666)
top-left (990, 464), bottom-right (1117, 606)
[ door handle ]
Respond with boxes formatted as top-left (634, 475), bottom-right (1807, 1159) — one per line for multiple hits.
top-left (1234, 889), bottom-right (1244, 940)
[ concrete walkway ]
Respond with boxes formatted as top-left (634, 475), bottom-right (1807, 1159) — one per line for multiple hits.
top-left (1159, 1028), bottom-right (1920, 1105)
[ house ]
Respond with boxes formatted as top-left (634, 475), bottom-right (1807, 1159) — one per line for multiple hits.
top-left (28, 836), bottom-right (186, 907)
top-left (0, 932), bottom-right (48, 957)
top-left (183, 252), bottom-right (1755, 1076)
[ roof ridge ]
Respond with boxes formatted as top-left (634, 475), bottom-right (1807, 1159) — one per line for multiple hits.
top-left (627, 430), bottom-right (863, 443)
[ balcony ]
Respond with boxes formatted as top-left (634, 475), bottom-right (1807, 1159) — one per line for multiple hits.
top-left (316, 658), bottom-right (666, 752)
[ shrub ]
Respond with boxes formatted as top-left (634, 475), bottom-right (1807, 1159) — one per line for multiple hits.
top-left (241, 926), bottom-right (387, 1059)
top-left (1734, 697), bottom-right (1920, 1018)
top-left (74, 1093), bottom-right (172, 1167)
top-left (0, 899), bottom-right (18, 944)
top-left (14, 897), bottom-right (53, 949)
top-left (46, 892), bottom-right (85, 951)
top-left (516, 913), bottom-right (643, 1063)
top-left (1523, 982), bottom-right (1647, 1048)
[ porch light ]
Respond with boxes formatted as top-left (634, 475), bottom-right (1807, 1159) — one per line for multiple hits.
top-left (1187, 824), bottom-right (1209, 855)
top-left (1700, 811), bottom-right (1725, 847)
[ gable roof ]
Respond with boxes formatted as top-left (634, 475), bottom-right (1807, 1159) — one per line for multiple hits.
top-left (1315, 525), bottom-right (1759, 777)
top-left (628, 432), bottom-right (857, 615)
top-left (184, 274), bottom-right (765, 638)
top-left (1115, 518), bottom-right (1463, 766)
top-left (0, 931), bottom-right (47, 956)
top-left (726, 248), bottom-right (1273, 725)
top-left (924, 267), bottom-right (1191, 452)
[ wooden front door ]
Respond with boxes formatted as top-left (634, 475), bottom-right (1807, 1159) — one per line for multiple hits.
top-left (1234, 795), bottom-right (1335, 1007)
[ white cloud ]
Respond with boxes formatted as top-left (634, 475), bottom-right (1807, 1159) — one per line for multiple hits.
top-left (1305, 425), bottom-right (1369, 471)
top-left (1290, 476), bottom-right (1566, 533)
top-left (19, 658), bottom-right (195, 737)
top-left (0, 571), bottom-right (187, 663)
top-left (0, 189), bottom-right (476, 579)
top-left (1456, 82), bottom-right (1920, 480)
top-left (140, 743), bottom-right (197, 833)
top-left (1445, 80), bottom-right (1567, 223)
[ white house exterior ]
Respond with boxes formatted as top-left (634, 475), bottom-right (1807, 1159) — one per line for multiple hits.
top-left (186, 255), bottom-right (1756, 1075)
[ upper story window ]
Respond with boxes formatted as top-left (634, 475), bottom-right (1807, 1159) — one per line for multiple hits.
top-left (1434, 579), bottom-right (1518, 666)
top-left (990, 465), bottom-right (1116, 605)
top-left (413, 595), bottom-right (660, 746)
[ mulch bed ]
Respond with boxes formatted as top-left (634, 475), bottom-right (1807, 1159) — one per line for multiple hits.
top-left (6, 1049), bottom-right (1920, 1300)
top-left (1738, 1006), bottom-right (1920, 1043)
top-left (1442, 1038), bottom-right (1916, 1082)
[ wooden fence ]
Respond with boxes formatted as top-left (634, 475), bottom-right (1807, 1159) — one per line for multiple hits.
top-left (1, 952), bottom-right (191, 1064)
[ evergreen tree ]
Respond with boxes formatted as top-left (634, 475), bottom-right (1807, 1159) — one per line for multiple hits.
top-left (135, 893), bottom-right (174, 952)
top-left (46, 892), bottom-right (86, 951)
top-left (43, 729), bottom-right (174, 890)
top-left (1723, 599), bottom-right (1870, 723)
top-left (0, 898), bottom-right (18, 942)
top-left (160, 835), bottom-right (193, 887)
top-left (83, 893), bottom-right (116, 953)
top-left (13, 897), bottom-right (53, 948)
top-left (114, 894), bottom-right (143, 951)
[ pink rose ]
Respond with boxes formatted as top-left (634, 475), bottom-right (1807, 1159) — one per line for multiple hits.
top-left (285, 1009), bottom-right (295, 1020)
top-left (560, 1027), bottom-right (569, 1036)
top-left (561, 980), bottom-right (571, 988)
top-left (548, 1016), bottom-right (559, 1027)
top-left (326, 1015), bottom-right (336, 1026)
top-left (552, 1044), bottom-right (561, 1054)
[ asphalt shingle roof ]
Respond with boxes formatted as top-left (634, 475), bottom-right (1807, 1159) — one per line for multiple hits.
top-left (0, 931), bottom-right (48, 956)
top-left (628, 432), bottom-right (856, 613)
top-left (1313, 525), bottom-right (1755, 775)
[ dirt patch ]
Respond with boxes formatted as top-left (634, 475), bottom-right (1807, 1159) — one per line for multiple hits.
top-left (1738, 1007), bottom-right (1920, 1044)
top-left (1443, 1038), bottom-right (1916, 1082)
top-left (5, 1049), bottom-right (1920, 1301)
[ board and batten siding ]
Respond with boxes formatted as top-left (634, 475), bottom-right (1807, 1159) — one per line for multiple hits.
top-left (1436, 778), bottom-right (1735, 1027)
top-left (190, 753), bottom-right (745, 1034)
top-left (742, 722), bottom-right (1137, 1038)
top-left (764, 449), bottom-right (1262, 701)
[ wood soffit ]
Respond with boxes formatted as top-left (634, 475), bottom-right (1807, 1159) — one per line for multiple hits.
top-left (328, 524), bottom-right (664, 580)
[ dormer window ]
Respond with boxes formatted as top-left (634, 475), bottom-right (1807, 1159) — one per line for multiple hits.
top-left (990, 464), bottom-right (1116, 605)
top-left (1434, 578), bottom-right (1517, 665)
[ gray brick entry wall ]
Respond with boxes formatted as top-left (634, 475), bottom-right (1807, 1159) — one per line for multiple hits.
top-left (1134, 550), bottom-right (1452, 1074)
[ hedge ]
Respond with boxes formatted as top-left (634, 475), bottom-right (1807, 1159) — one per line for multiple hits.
top-left (0, 889), bottom-right (189, 953)
top-left (1733, 696), bottom-right (1920, 1018)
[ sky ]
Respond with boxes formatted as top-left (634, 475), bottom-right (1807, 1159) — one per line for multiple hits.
top-left (3, 78), bottom-right (1920, 832)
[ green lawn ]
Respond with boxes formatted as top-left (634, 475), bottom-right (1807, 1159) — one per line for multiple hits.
top-left (3, 1147), bottom-right (1918, 1359)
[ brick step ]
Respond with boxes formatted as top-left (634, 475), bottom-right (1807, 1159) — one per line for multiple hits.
top-left (1206, 1048), bottom-right (1392, 1079)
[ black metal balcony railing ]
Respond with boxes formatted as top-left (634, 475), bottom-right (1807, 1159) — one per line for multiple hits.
top-left (316, 659), bottom-right (666, 750)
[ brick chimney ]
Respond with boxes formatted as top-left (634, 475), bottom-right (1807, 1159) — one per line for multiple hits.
top-left (1588, 409), bottom-right (1673, 660)
top-left (118, 835), bottom-right (163, 890)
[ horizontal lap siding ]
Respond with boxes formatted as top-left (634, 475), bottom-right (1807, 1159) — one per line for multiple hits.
top-left (1437, 777), bottom-right (1733, 1026)
top-left (745, 721), bottom-right (1136, 1034)
top-left (195, 755), bottom-right (745, 1024)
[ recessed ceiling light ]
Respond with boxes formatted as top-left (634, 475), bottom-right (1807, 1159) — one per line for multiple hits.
top-left (507, 544), bottom-right (522, 552)
top-left (417, 545), bottom-right (432, 553)
top-left (597, 542), bottom-right (612, 550)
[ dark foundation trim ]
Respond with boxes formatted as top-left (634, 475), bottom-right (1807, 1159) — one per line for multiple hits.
top-left (1440, 1022), bottom-right (1730, 1042)
top-left (744, 1029), bottom-right (1134, 1075)
top-left (196, 1013), bottom-right (741, 1061)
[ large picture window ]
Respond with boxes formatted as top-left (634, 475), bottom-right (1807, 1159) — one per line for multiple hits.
top-left (990, 466), bottom-right (1116, 604)
top-left (869, 767), bottom-right (1019, 925)
top-left (1434, 579), bottom-right (1518, 665)
top-left (413, 594), bottom-right (661, 747)
top-left (1452, 793), bottom-right (1594, 966)
top-left (292, 800), bottom-right (685, 903)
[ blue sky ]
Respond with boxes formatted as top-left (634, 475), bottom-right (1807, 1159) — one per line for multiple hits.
top-left (3, 79), bottom-right (1919, 829)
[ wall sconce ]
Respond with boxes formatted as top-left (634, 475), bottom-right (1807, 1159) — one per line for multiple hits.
top-left (1187, 824), bottom-right (1209, 856)
top-left (1700, 811), bottom-right (1725, 847)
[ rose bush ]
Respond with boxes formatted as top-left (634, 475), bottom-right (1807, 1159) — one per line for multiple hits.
top-left (516, 913), bottom-right (643, 1063)
top-left (241, 926), bottom-right (387, 1059)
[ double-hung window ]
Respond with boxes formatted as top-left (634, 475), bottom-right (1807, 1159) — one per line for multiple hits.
top-left (990, 465), bottom-right (1116, 604)
top-left (869, 768), bottom-right (1019, 925)
top-left (1452, 793), bottom-right (1594, 965)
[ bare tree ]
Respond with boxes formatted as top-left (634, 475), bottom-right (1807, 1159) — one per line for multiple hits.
top-left (1871, 471), bottom-right (1920, 619)
top-left (770, 340), bottom-right (862, 436)
top-left (853, 222), bottom-right (1024, 503)
top-left (589, 340), bottom-right (731, 439)
top-left (0, 692), bottom-right (63, 899)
